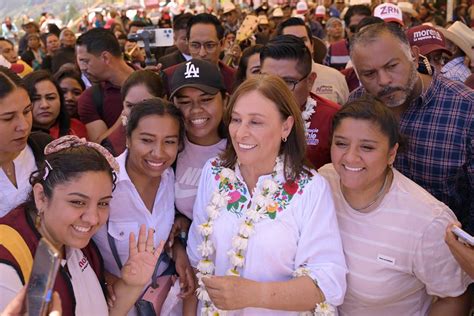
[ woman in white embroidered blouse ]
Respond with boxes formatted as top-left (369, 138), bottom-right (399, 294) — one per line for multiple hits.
top-left (186, 75), bottom-right (347, 315)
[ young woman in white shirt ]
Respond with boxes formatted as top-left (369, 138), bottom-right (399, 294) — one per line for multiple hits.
top-left (319, 97), bottom-right (471, 315)
top-left (186, 75), bottom-right (347, 315)
top-left (93, 98), bottom-right (195, 315)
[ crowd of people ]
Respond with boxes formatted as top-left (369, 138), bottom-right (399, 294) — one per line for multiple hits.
top-left (0, 0), bottom-right (473, 315)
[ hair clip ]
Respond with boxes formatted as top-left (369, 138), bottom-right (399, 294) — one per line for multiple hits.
top-left (44, 135), bottom-right (120, 173)
top-left (42, 160), bottom-right (53, 181)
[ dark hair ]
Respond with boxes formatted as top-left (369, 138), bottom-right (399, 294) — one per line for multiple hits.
top-left (51, 46), bottom-right (76, 74)
top-left (0, 66), bottom-right (26, 99)
top-left (187, 13), bottom-right (225, 41)
top-left (344, 4), bottom-right (372, 26)
top-left (126, 98), bottom-right (186, 152)
top-left (260, 35), bottom-right (312, 76)
top-left (23, 70), bottom-right (70, 136)
top-left (76, 28), bottom-right (122, 57)
top-left (25, 144), bottom-right (116, 213)
top-left (355, 16), bottom-right (384, 33)
top-left (42, 32), bottom-right (59, 48)
top-left (234, 44), bottom-right (264, 88)
top-left (331, 96), bottom-right (401, 148)
top-left (54, 65), bottom-right (86, 91)
top-left (221, 75), bottom-right (311, 180)
top-left (275, 17), bottom-right (313, 44)
top-left (128, 20), bottom-right (149, 30)
top-left (0, 38), bottom-right (14, 48)
top-left (173, 13), bottom-right (193, 32)
top-left (121, 70), bottom-right (165, 101)
top-left (350, 22), bottom-right (411, 58)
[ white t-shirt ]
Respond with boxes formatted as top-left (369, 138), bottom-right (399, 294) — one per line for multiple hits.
top-left (311, 62), bottom-right (349, 105)
top-left (319, 164), bottom-right (472, 316)
top-left (0, 146), bottom-right (37, 217)
top-left (94, 150), bottom-right (175, 278)
top-left (175, 137), bottom-right (227, 219)
top-left (187, 158), bottom-right (348, 315)
top-left (0, 247), bottom-right (108, 315)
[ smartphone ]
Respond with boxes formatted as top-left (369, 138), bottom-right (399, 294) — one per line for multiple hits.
top-left (27, 238), bottom-right (61, 316)
top-left (451, 226), bottom-right (474, 246)
top-left (135, 27), bottom-right (174, 48)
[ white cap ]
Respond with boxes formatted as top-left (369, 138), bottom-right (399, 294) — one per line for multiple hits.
top-left (349, 0), bottom-right (370, 6)
top-left (296, 1), bottom-right (308, 14)
top-left (374, 3), bottom-right (403, 26)
top-left (222, 2), bottom-right (236, 14)
top-left (272, 7), bottom-right (284, 18)
top-left (315, 5), bottom-right (326, 17)
top-left (258, 15), bottom-right (269, 25)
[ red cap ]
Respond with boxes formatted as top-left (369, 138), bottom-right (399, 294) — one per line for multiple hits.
top-left (406, 25), bottom-right (452, 56)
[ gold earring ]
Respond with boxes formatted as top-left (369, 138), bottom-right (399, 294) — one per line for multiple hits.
top-left (35, 209), bottom-right (44, 227)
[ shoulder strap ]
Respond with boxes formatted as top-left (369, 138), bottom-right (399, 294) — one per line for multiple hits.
top-left (91, 84), bottom-right (104, 119)
top-left (0, 224), bottom-right (33, 282)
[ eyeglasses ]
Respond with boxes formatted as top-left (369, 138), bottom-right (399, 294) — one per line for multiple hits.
top-left (282, 71), bottom-right (311, 91)
top-left (189, 41), bottom-right (219, 53)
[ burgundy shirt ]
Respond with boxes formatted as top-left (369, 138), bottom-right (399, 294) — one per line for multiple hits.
top-left (306, 93), bottom-right (341, 169)
top-left (77, 81), bottom-right (123, 128)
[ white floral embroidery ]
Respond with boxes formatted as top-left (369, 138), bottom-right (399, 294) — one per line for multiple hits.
top-left (302, 97), bottom-right (317, 136)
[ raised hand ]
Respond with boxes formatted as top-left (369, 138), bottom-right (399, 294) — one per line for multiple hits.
top-left (121, 224), bottom-right (164, 287)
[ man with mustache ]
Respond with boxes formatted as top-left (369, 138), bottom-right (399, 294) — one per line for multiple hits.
top-left (349, 23), bottom-right (474, 235)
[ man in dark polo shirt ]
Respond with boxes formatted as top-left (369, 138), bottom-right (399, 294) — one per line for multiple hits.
top-left (163, 13), bottom-right (236, 95)
top-left (76, 28), bottom-right (134, 143)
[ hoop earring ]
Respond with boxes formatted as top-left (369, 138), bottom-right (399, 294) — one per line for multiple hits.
top-left (282, 137), bottom-right (287, 143)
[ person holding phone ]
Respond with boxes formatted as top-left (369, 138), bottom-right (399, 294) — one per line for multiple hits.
top-left (318, 97), bottom-right (472, 315)
top-left (445, 223), bottom-right (474, 279)
top-left (0, 135), bottom-right (164, 315)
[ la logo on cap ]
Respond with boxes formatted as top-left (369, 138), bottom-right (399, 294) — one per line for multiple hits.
top-left (184, 61), bottom-right (199, 79)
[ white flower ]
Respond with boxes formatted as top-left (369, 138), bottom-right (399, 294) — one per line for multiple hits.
top-left (206, 204), bottom-right (220, 220)
top-left (254, 194), bottom-right (272, 208)
top-left (294, 266), bottom-right (312, 278)
top-left (197, 240), bottom-right (215, 257)
top-left (231, 235), bottom-right (248, 251)
top-left (197, 259), bottom-right (215, 274)
top-left (196, 286), bottom-right (211, 302)
top-left (262, 179), bottom-right (279, 195)
top-left (238, 222), bottom-right (254, 238)
top-left (211, 191), bottom-right (229, 208)
top-left (246, 209), bottom-right (264, 222)
top-left (196, 272), bottom-right (206, 286)
top-left (314, 302), bottom-right (336, 316)
top-left (227, 250), bottom-right (245, 267)
top-left (220, 168), bottom-right (237, 183)
top-left (198, 222), bottom-right (214, 236)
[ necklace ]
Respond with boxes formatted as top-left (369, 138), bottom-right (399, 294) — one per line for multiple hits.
top-left (349, 169), bottom-right (390, 211)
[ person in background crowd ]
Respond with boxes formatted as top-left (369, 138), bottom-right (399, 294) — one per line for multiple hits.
top-left (406, 25), bottom-right (451, 74)
top-left (76, 28), bottom-right (134, 144)
top-left (438, 21), bottom-right (473, 83)
top-left (0, 134), bottom-right (165, 315)
top-left (260, 35), bottom-right (341, 169)
top-left (78, 14), bottom-right (91, 33)
top-left (158, 13), bottom-right (193, 69)
top-left (1, 17), bottom-right (18, 46)
top-left (103, 70), bottom-right (165, 156)
top-left (24, 70), bottom-right (87, 139)
top-left (93, 12), bottom-right (106, 28)
top-left (325, 4), bottom-right (371, 70)
top-left (324, 17), bottom-right (345, 46)
top-left (20, 33), bottom-right (44, 70)
top-left (163, 13), bottom-right (236, 95)
top-left (170, 59), bottom-right (228, 239)
top-left (18, 20), bottom-right (39, 56)
top-left (276, 18), bottom-right (349, 106)
top-left (0, 66), bottom-right (52, 217)
top-left (186, 74), bottom-right (347, 314)
top-left (40, 33), bottom-right (61, 72)
top-left (54, 65), bottom-right (85, 119)
top-left (319, 97), bottom-right (471, 316)
top-left (93, 100), bottom-right (195, 316)
top-left (234, 44), bottom-right (264, 89)
top-left (59, 28), bottom-right (76, 48)
top-left (418, 3), bottom-right (434, 24)
top-left (221, 2), bottom-right (240, 34)
top-left (0, 38), bottom-right (32, 77)
top-left (348, 22), bottom-right (474, 234)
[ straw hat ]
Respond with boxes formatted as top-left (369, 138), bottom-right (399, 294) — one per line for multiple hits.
top-left (398, 2), bottom-right (418, 17)
top-left (437, 24), bottom-right (473, 60)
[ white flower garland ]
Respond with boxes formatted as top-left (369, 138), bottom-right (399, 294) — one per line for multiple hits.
top-left (301, 97), bottom-right (317, 136)
top-left (196, 157), bottom-right (334, 316)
